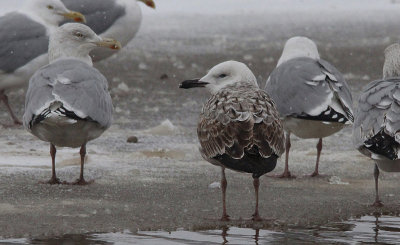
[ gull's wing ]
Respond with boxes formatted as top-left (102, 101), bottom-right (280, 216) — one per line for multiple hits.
top-left (265, 57), bottom-right (353, 123)
top-left (198, 85), bottom-right (285, 160)
top-left (23, 58), bottom-right (113, 129)
top-left (353, 78), bottom-right (400, 160)
top-left (0, 12), bottom-right (48, 73)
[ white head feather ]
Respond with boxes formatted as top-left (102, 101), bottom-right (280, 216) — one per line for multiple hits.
top-left (383, 43), bottom-right (400, 78)
top-left (23, 0), bottom-right (72, 26)
top-left (200, 61), bottom-right (258, 94)
top-left (49, 23), bottom-right (103, 65)
top-left (276, 36), bottom-right (320, 67)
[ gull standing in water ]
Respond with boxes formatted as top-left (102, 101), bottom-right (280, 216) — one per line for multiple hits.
top-left (0, 0), bottom-right (85, 125)
top-left (23, 23), bottom-right (119, 185)
top-left (353, 43), bottom-right (400, 206)
top-left (61, 0), bottom-right (156, 61)
top-left (180, 61), bottom-right (285, 221)
top-left (265, 36), bottom-right (354, 178)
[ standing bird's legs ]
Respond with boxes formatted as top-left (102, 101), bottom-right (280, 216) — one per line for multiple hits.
top-left (71, 144), bottom-right (92, 185)
top-left (372, 163), bottom-right (383, 207)
top-left (0, 90), bottom-right (22, 125)
top-left (310, 138), bottom-right (322, 177)
top-left (275, 132), bottom-right (295, 178)
top-left (220, 167), bottom-right (230, 221)
top-left (41, 143), bottom-right (61, 184)
top-left (252, 177), bottom-right (262, 221)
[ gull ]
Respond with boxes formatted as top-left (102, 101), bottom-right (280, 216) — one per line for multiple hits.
top-left (353, 43), bottom-right (400, 207)
top-left (61, 0), bottom-right (156, 61)
top-left (0, 0), bottom-right (85, 125)
top-left (180, 61), bottom-right (285, 221)
top-left (23, 23), bottom-right (119, 185)
top-left (265, 36), bottom-right (354, 178)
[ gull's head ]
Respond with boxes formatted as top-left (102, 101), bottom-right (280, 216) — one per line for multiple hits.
top-left (49, 23), bottom-right (121, 64)
top-left (25, 0), bottom-right (86, 25)
top-left (180, 61), bottom-right (258, 94)
top-left (277, 36), bottom-right (320, 67)
top-left (138, 0), bottom-right (156, 9)
top-left (383, 43), bottom-right (400, 78)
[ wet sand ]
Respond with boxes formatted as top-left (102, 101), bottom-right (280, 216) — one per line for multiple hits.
top-left (2, 8), bottom-right (400, 239)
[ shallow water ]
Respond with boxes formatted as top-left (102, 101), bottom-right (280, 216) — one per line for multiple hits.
top-left (2, 0), bottom-right (400, 241)
top-left (2, 215), bottom-right (400, 244)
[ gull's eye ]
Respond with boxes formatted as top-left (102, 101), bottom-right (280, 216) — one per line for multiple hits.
top-left (218, 74), bottom-right (227, 78)
top-left (47, 5), bottom-right (54, 9)
top-left (74, 32), bottom-right (84, 38)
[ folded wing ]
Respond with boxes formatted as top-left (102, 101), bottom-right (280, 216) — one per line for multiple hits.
top-left (23, 58), bottom-right (113, 129)
top-left (353, 78), bottom-right (400, 159)
top-left (198, 87), bottom-right (285, 160)
top-left (266, 57), bottom-right (353, 123)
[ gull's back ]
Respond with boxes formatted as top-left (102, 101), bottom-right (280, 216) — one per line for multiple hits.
top-left (198, 82), bottom-right (285, 178)
top-left (24, 58), bottom-right (113, 147)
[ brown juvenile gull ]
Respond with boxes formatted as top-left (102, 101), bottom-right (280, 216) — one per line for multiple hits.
top-left (265, 36), bottom-right (354, 178)
top-left (353, 43), bottom-right (400, 207)
top-left (180, 61), bottom-right (285, 221)
top-left (23, 23), bottom-right (119, 185)
top-left (0, 0), bottom-right (85, 125)
top-left (61, 0), bottom-right (156, 61)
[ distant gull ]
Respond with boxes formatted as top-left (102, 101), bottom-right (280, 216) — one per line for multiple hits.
top-left (0, 0), bottom-right (85, 125)
top-left (353, 43), bottom-right (400, 207)
top-left (180, 61), bottom-right (285, 221)
top-left (265, 36), bottom-right (354, 178)
top-left (23, 23), bottom-right (119, 185)
top-left (61, 0), bottom-right (156, 61)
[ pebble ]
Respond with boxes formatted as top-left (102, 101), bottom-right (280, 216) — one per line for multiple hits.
top-left (127, 136), bottom-right (139, 143)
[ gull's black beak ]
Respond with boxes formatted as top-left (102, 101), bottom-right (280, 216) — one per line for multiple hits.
top-left (179, 79), bottom-right (209, 89)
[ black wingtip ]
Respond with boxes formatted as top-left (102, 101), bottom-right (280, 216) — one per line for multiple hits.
top-left (364, 130), bottom-right (398, 160)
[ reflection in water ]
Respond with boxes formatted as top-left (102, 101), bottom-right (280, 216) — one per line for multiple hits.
top-left (220, 226), bottom-right (260, 245)
top-left (302, 214), bottom-right (400, 244)
top-left (221, 226), bottom-right (228, 244)
top-left (2, 215), bottom-right (400, 244)
top-left (254, 228), bottom-right (259, 245)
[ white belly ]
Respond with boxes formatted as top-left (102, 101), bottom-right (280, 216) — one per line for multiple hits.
top-left (30, 117), bottom-right (106, 148)
top-left (284, 117), bottom-right (346, 139)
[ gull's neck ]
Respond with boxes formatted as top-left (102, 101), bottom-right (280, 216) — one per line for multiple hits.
top-left (277, 48), bottom-right (320, 67)
top-left (383, 44), bottom-right (400, 78)
top-left (277, 39), bottom-right (320, 67)
top-left (215, 80), bottom-right (259, 94)
top-left (210, 77), bottom-right (259, 94)
top-left (48, 37), bottom-right (93, 66)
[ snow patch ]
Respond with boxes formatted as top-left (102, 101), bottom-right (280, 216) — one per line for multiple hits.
top-left (0, 238), bottom-right (28, 244)
top-left (329, 176), bottom-right (349, 185)
top-left (117, 82), bottom-right (130, 92)
top-left (208, 181), bottom-right (221, 189)
top-left (243, 54), bottom-right (253, 61)
top-left (115, 107), bottom-right (123, 113)
top-left (138, 63), bottom-right (148, 70)
top-left (362, 75), bottom-right (370, 80)
top-left (140, 119), bottom-right (178, 136)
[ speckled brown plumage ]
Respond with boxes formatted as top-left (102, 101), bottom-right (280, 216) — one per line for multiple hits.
top-left (197, 82), bottom-right (285, 176)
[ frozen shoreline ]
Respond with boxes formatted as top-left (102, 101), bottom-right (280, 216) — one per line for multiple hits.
top-left (1, 0), bottom-right (400, 239)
